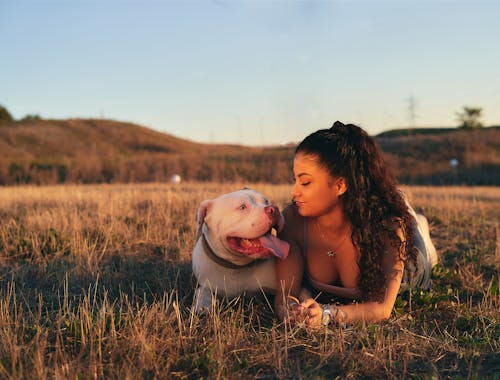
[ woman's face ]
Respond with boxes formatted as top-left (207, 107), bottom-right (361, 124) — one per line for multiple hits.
top-left (291, 152), bottom-right (344, 217)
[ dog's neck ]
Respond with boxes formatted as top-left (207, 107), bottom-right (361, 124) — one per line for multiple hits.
top-left (200, 224), bottom-right (258, 269)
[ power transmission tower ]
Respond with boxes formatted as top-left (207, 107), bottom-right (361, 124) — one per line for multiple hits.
top-left (407, 95), bottom-right (417, 134)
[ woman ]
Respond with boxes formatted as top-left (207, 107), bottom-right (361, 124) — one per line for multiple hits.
top-left (275, 121), bottom-right (437, 326)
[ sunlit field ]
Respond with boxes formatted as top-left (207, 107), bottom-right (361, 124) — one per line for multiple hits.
top-left (0, 183), bottom-right (498, 378)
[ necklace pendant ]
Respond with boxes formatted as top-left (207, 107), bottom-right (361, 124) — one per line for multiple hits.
top-left (326, 250), bottom-right (335, 257)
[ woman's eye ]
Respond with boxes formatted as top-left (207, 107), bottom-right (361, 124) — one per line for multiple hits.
top-left (301, 182), bottom-right (310, 186)
top-left (238, 204), bottom-right (247, 210)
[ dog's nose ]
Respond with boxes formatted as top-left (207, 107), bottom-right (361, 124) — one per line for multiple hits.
top-left (264, 205), bottom-right (277, 217)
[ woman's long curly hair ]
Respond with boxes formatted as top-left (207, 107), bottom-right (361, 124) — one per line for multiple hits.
top-left (296, 121), bottom-right (418, 301)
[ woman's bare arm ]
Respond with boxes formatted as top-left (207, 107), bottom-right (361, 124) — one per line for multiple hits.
top-left (335, 253), bottom-right (404, 323)
top-left (274, 205), bottom-right (305, 320)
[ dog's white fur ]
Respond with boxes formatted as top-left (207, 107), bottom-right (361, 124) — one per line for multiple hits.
top-left (192, 189), bottom-right (289, 313)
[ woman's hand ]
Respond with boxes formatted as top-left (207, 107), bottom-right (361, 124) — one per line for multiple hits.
top-left (288, 297), bottom-right (323, 328)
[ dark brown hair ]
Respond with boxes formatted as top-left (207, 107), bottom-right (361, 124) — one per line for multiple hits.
top-left (296, 121), bottom-right (418, 300)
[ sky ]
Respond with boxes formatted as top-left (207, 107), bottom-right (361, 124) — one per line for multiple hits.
top-left (1, 0), bottom-right (499, 146)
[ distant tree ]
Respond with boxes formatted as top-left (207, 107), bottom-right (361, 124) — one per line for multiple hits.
top-left (21, 114), bottom-right (42, 121)
top-left (456, 106), bottom-right (483, 129)
top-left (0, 104), bottom-right (14, 124)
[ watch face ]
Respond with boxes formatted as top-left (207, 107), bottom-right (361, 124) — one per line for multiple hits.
top-left (322, 309), bottom-right (332, 325)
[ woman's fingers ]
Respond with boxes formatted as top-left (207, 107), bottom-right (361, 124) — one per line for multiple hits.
top-left (299, 297), bottom-right (317, 308)
top-left (291, 298), bottom-right (321, 327)
top-left (285, 297), bottom-right (325, 328)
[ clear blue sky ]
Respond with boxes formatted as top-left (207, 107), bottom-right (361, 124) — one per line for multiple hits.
top-left (1, 0), bottom-right (499, 146)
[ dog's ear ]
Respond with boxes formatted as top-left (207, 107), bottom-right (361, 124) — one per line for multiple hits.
top-left (196, 199), bottom-right (213, 226)
top-left (195, 199), bottom-right (213, 241)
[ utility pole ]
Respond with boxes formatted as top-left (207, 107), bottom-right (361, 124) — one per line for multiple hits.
top-left (407, 94), bottom-right (417, 134)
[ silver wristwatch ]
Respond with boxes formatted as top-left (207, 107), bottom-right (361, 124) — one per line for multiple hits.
top-left (321, 307), bottom-right (332, 326)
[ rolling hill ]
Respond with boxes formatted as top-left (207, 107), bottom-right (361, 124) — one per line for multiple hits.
top-left (0, 119), bottom-right (498, 185)
top-left (0, 119), bottom-right (292, 184)
top-left (377, 126), bottom-right (500, 185)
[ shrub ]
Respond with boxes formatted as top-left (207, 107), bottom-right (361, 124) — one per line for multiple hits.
top-left (0, 104), bottom-right (14, 124)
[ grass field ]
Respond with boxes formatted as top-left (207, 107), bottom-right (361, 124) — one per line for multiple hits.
top-left (0, 183), bottom-right (498, 379)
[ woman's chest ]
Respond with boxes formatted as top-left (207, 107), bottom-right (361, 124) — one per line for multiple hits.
top-left (305, 237), bottom-right (359, 288)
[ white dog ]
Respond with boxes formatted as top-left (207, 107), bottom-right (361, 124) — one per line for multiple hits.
top-left (192, 189), bottom-right (290, 313)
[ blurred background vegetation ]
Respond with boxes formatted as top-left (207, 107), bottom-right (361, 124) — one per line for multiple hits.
top-left (1, 104), bottom-right (498, 186)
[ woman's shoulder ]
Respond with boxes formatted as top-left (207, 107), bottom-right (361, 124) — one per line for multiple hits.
top-left (382, 217), bottom-right (404, 231)
top-left (380, 217), bottom-right (407, 254)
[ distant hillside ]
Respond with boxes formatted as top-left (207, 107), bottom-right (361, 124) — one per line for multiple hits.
top-left (0, 119), bottom-right (293, 184)
top-left (377, 126), bottom-right (500, 137)
top-left (377, 126), bottom-right (500, 185)
top-left (0, 119), bottom-right (498, 185)
top-left (0, 118), bottom-right (214, 157)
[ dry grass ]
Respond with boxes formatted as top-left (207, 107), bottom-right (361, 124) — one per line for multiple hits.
top-left (0, 183), bottom-right (498, 379)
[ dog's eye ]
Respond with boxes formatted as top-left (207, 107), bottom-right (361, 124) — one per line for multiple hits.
top-left (238, 204), bottom-right (247, 210)
top-left (264, 199), bottom-right (270, 205)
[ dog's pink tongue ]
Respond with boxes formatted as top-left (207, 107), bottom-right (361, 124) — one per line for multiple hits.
top-left (259, 235), bottom-right (289, 260)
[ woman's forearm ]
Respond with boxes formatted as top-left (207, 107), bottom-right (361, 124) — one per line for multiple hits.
top-left (329, 301), bottom-right (392, 324)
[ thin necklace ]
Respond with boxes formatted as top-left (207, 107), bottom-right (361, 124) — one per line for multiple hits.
top-left (315, 219), bottom-right (349, 258)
